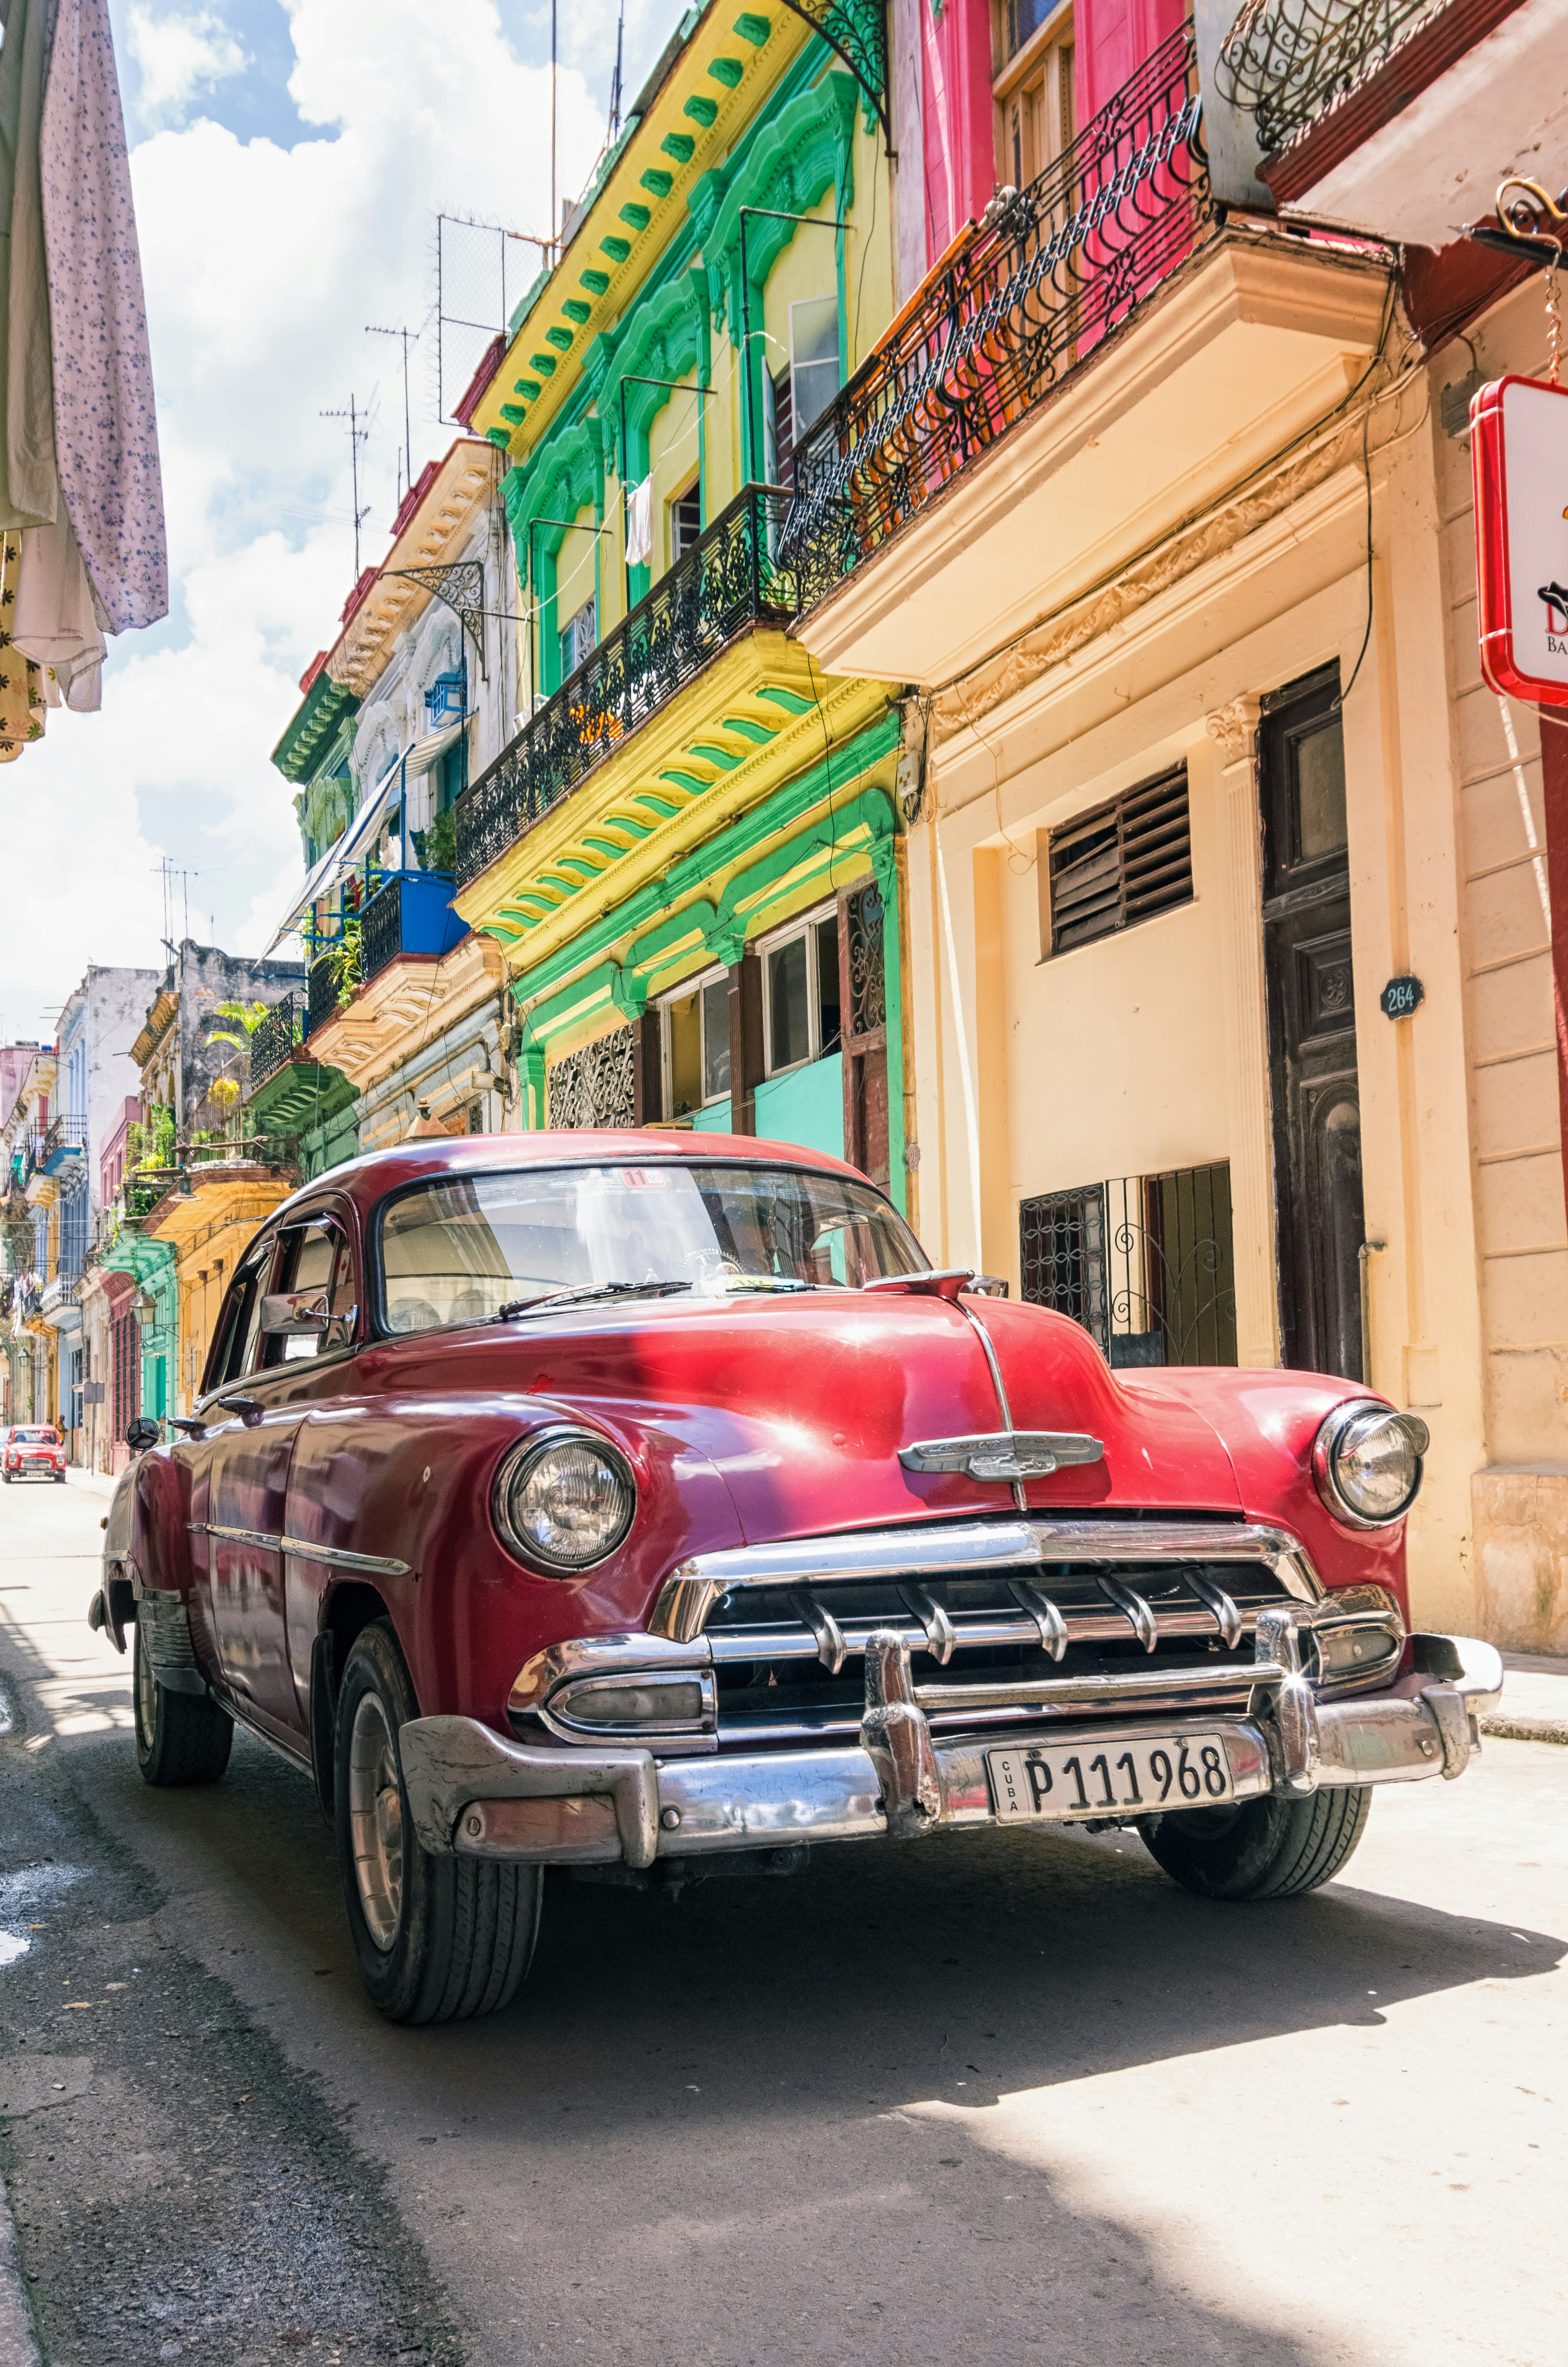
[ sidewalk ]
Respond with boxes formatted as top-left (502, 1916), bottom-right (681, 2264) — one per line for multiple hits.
top-left (65, 1466), bottom-right (116, 1502)
top-left (1482, 1654), bottom-right (1568, 1747)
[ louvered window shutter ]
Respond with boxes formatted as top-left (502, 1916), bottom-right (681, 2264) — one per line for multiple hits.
top-left (1048, 765), bottom-right (1191, 954)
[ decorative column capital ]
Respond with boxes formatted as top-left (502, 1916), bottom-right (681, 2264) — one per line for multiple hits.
top-left (1204, 696), bottom-right (1263, 768)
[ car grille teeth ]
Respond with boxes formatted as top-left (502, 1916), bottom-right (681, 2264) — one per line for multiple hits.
top-left (1096, 1572), bottom-right (1158, 1652)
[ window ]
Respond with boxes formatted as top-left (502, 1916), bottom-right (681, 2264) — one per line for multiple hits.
top-left (664, 970), bottom-right (731, 1116)
top-left (558, 597), bottom-right (596, 684)
top-left (765, 367), bottom-right (794, 489)
top-left (375, 1162), bottom-right (925, 1334)
top-left (1045, 765), bottom-right (1192, 956)
top-left (670, 480), bottom-right (702, 560)
top-left (263, 1220), bottom-right (356, 1365)
top-left (993, 3), bottom-right (1074, 191)
top-left (206, 1249), bottom-right (272, 1391)
top-left (789, 296), bottom-right (840, 439)
top-left (762, 908), bottom-right (840, 1076)
top-left (1020, 1166), bottom-right (1236, 1367)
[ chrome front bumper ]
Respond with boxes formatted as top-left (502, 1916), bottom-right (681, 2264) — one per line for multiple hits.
top-left (398, 1625), bottom-right (1504, 1868)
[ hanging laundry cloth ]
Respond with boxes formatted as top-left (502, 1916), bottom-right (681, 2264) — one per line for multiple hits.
top-left (13, 503), bottom-right (105, 708)
top-left (0, 0), bottom-right (60, 528)
top-left (39, 0), bottom-right (168, 632)
top-left (625, 475), bottom-right (653, 569)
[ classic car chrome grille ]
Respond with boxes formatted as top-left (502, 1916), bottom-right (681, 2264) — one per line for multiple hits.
top-left (701, 1564), bottom-right (1402, 1747)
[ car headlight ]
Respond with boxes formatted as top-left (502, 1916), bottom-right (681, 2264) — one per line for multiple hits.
top-left (1311, 1400), bottom-right (1429, 1528)
top-left (492, 1429), bottom-right (636, 1570)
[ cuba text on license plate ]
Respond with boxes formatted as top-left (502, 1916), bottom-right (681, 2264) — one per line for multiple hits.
top-left (987, 1734), bottom-right (1234, 1821)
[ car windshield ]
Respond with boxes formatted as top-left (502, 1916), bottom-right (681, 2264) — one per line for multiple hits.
top-left (15, 1429), bottom-right (58, 1444)
top-left (376, 1162), bottom-right (926, 1336)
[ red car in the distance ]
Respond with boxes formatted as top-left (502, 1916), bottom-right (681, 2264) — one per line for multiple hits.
top-left (4, 1425), bottom-right (66, 1483)
top-left (91, 1133), bottom-right (1503, 2024)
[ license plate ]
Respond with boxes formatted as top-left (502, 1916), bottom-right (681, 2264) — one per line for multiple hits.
top-left (987, 1734), bottom-right (1235, 1823)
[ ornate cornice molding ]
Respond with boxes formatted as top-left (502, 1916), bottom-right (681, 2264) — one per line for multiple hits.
top-left (930, 416), bottom-right (1368, 750)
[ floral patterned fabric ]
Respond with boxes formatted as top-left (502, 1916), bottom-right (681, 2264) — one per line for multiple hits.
top-left (39, 0), bottom-right (168, 632)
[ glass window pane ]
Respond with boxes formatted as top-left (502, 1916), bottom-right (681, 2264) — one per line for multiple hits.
top-left (1295, 719), bottom-right (1347, 859)
top-left (701, 977), bottom-right (731, 1103)
top-left (816, 917), bottom-right (841, 1053)
top-left (768, 937), bottom-right (810, 1071)
top-left (790, 296), bottom-right (840, 436)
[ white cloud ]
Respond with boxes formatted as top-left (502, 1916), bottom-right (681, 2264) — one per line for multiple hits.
top-left (127, 6), bottom-right (247, 127)
top-left (8, 0), bottom-right (684, 1032)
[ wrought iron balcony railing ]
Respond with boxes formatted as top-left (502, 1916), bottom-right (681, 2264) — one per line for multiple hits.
top-left (307, 954), bottom-right (344, 1034)
top-left (361, 872), bottom-right (469, 985)
top-left (457, 484), bottom-right (795, 889)
top-left (783, 25), bottom-right (1208, 610)
top-left (1218, 0), bottom-right (1446, 157)
top-left (249, 993), bottom-right (303, 1089)
top-left (42, 1115), bottom-right (89, 1165)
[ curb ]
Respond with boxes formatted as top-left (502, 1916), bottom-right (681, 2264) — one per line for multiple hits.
top-left (0, 2181), bottom-right (42, 2367)
top-left (1479, 1714), bottom-right (1568, 1747)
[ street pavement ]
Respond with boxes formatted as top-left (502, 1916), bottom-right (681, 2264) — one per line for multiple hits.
top-left (0, 1474), bottom-right (1564, 2367)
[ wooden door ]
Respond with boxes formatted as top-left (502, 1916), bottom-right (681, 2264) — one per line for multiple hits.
top-left (1258, 668), bottom-right (1365, 1381)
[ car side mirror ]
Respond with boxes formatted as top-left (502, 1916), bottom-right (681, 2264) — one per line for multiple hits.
top-left (261, 1289), bottom-right (332, 1338)
top-left (125, 1416), bottom-right (161, 1454)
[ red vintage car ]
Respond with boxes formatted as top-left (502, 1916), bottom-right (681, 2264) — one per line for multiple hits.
top-left (91, 1133), bottom-right (1502, 2024)
top-left (4, 1425), bottom-right (66, 1482)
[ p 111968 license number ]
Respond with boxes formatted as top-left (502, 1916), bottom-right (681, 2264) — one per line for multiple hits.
top-left (987, 1734), bottom-right (1234, 1822)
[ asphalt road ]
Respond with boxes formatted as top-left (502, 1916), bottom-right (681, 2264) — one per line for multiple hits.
top-left (1, 1476), bottom-right (1564, 2367)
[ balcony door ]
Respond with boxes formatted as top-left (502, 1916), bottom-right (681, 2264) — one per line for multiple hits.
top-left (1258, 668), bottom-right (1365, 1381)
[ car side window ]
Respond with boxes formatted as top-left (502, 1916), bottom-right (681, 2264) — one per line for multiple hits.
top-left (211, 1251), bottom-right (272, 1387)
top-left (264, 1219), bottom-right (357, 1365)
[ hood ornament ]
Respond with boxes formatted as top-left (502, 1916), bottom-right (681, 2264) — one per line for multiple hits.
top-left (899, 1432), bottom-right (1103, 1483)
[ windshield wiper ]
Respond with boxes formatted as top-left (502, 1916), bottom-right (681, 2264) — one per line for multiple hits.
top-left (494, 1280), bottom-right (694, 1322)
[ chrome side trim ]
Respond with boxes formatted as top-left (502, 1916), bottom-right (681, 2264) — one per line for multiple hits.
top-left (188, 1521), bottom-right (412, 1578)
top-left (648, 1516), bottom-right (1321, 1641)
top-left (281, 1536), bottom-right (414, 1579)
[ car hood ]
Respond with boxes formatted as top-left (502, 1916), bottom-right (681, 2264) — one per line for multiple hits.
top-left (474, 1287), bottom-right (1243, 1541)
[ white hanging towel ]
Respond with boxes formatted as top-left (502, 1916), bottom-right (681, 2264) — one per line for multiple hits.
top-left (13, 506), bottom-right (107, 710)
top-left (624, 475), bottom-right (653, 569)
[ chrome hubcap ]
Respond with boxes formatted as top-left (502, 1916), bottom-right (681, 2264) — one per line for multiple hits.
top-left (348, 1692), bottom-right (404, 1951)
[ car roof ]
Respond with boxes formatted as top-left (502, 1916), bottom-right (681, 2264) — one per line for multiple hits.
top-left (266, 1129), bottom-right (873, 1230)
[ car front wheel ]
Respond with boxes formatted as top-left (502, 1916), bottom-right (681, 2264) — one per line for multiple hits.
top-left (133, 1616), bottom-right (233, 1786)
top-left (334, 1618), bottom-right (542, 2024)
top-left (1139, 1786), bottom-right (1371, 1901)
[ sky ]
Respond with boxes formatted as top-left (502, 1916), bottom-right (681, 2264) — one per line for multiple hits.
top-left (3, 0), bottom-right (686, 1045)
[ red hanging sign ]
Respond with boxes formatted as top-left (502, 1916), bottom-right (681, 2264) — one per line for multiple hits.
top-left (1472, 373), bottom-right (1568, 707)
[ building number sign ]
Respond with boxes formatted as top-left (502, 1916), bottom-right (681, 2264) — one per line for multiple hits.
top-left (1379, 975), bottom-right (1424, 1020)
top-left (1472, 373), bottom-right (1568, 707)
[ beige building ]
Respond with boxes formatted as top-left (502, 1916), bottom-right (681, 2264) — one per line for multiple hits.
top-left (789, 19), bottom-right (1568, 1646)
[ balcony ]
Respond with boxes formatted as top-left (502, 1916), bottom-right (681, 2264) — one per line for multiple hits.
top-left (361, 871), bottom-right (469, 984)
top-left (789, 23), bottom-right (1392, 688)
top-left (249, 993), bottom-right (304, 1089)
top-left (1218, 0), bottom-right (1563, 240)
top-left (784, 26), bottom-right (1208, 626)
top-left (457, 485), bottom-right (793, 890)
top-left (40, 1274), bottom-right (83, 1332)
top-left (42, 1114), bottom-right (89, 1173)
top-left (307, 953), bottom-right (345, 1035)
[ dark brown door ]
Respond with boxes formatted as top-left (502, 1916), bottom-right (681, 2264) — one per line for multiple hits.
top-left (1259, 667), bottom-right (1365, 1381)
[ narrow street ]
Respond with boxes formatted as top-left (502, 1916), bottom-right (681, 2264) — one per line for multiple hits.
top-left (0, 1477), bottom-right (1563, 2367)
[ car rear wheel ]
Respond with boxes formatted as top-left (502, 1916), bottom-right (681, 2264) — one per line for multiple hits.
top-left (1140, 1786), bottom-right (1371, 1901)
top-left (334, 1618), bottom-right (542, 2025)
top-left (133, 1615), bottom-right (234, 1786)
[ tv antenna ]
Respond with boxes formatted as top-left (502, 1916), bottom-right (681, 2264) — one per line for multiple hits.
top-left (609, 0), bottom-right (626, 138)
top-left (321, 394), bottom-right (372, 574)
top-left (366, 325), bottom-right (419, 505)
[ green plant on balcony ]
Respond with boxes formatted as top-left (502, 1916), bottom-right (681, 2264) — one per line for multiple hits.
top-left (327, 915), bottom-right (363, 1009)
top-left (133, 1104), bottom-right (176, 1173)
top-left (413, 806), bottom-right (458, 875)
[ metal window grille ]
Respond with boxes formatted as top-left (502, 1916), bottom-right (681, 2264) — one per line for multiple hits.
top-left (845, 880), bottom-right (886, 1036)
top-left (1049, 765), bottom-right (1191, 954)
top-left (1217, 0), bottom-right (1446, 156)
top-left (1020, 1162), bottom-right (1237, 1366)
top-left (547, 1026), bottom-right (636, 1131)
top-left (783, 26), bottom-right (1207, 607)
